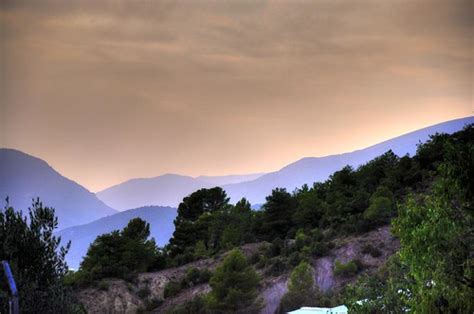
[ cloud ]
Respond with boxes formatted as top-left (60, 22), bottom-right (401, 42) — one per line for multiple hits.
top-left (1, 0), bottom-right (472, 191)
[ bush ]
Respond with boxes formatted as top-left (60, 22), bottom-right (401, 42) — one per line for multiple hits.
top-left (265, 257), bottom-right (289, 276)
top-left (167, 296), bottom-right (206, 314)
top-left (288, 252), bottom-right (303, 266)
top-left (164, 281), bottom-right (182, 299)
top-left (63, 270), bottom-right (93, 288)
top-left (198, 268), bottom-right (212, 283)
top-left (98, 280), bottom-right (109, 291)
top-left (249, 252), bottom-right (262, 265)
top-left (361, 244), bottom-right (382, 258)
top-left (207, 249), bottom-right (262, 312)
top-left (311, 241), bottom-right (329, 257)
top-left (334, 259), bottom-right (362, 277)
top-left (185, 267), bottom-right (201, 285)
top-left (266, 238), bottom-right (283, 257)
top-left (278, 261), bottom-right (319, 313)
top-left (256, 255), bottom-right (268, 269)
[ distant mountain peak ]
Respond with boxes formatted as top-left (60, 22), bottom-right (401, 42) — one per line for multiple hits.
top-left (0, 148), bottom-right (117, 229)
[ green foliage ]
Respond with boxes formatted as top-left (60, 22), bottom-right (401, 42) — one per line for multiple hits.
top-left (193, 240), bottom-right (209, 259)
top-left (164, 280), bottom-right (182, 299)
top-left (167, 296), bottom-right (206, 314)
top-left (0, 199), bottom-right (84, 313)
top-left (279, 261), bottom-right (319, 313)
top-left (363, 186), bottom-right (395, 223)
top-left (265, 257), bottom-right (289, 276)
top-left (288, 261), bottom-right (314, 292)
top-left (206, 249), bottom-right (262, 313)
top-left (260, 188), bottom-right (296, 240)
top-left (169, 187), bottom-right (229, 257)
top-left (343, 125), bottom-right (474, 313)
top-left (79, 218), bottom-right (159, 281)
top-left (163, 267), bottom-right (212, 299)
top-left (333, 259), bottom-right (361, 277)
top-left (98, 280), bottom-right (109, 291)
top-left (392, 184), bottom-right (473, 310)
top-left (343, 256), bottom-right (409, 313)
top-left (184, 267), bottom-right (212, 286)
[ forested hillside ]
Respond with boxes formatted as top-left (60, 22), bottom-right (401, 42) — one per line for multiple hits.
top-left (1, 125), bottom-right (472, 313)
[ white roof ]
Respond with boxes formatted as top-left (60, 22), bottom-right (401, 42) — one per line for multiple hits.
top-left (288, 305), bottom-right (348, 314)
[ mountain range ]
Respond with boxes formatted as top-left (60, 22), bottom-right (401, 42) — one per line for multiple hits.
top-left (96, 173), bottom-right (263, 211)
top-left (96, 116), bottom-right (474, 207)
top-left (1, 116), bottom-right (472, 267)
top-left (0, 148), bottom-right (117, 229)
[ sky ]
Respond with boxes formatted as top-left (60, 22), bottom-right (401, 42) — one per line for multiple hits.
top-left (1, 0), bottom-right (472, 192)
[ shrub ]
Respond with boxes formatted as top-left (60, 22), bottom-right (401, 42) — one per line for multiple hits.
top-left (361, 244), bottom-right (382, 258)
top-left (265, 257), bottom-right (289, 276)
top-left (278, 261), bottom-right (319, 313)
top-left (288, 252), bottom-right (303, 266)
top-left (249, 252), bottom-right (262, 265)
top-left (198, 268), bottom-right (212, 283)
top-left (311, 241), bottom-right (329, 257)
top-left (164, 281), bottom-right (182, 298)
top-left (256, 255), bottom-right (268, 269)
top-left (185, 267), bottom-right (201, 285)
top-left (167, 296), bottom-right (206, 314)
top-left (334, 259), bottom-right (362, 277)
top-left (268, 238), bottom-right (284, 257)
top-left (63, 270), bottom-right (93, 288)
top-left (97, 280), bottom-right (109, 291)
top-left (206, 249), bottom-right (262, 312)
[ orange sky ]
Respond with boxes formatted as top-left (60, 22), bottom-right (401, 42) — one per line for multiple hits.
top-left (1, 0), bottom-right (472, 191)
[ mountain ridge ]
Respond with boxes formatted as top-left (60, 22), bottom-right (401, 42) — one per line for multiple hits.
top-left (97, 116), bottom-right (474, 207)
top-left (0, 148), bottom-right (117, 229)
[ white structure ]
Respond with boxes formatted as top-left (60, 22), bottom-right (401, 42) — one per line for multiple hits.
top-left (288, 305), bottom-right (348, 314)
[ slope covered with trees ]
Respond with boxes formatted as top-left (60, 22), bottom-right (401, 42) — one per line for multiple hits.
top-left (2, 124), bottom-right (472, 313)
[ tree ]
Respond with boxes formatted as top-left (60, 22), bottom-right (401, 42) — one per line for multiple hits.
top-left (343, 256), bottom-right (409, 313)
top-left (392, 130), bottom-right (474, 313)
top-left (80, 218), bottom-right (158, 281)
top-left (363, 186), bottom-right (395, 223)
top-left (293, 185), bottom-right (326, 228)
top-left (169, 187), bottom-right (229, 257)
top-left (279, 261), bottom-right (320, 313)
top-left (206, 249), bottom-right (262, 313)
top-left (260, 188), bottom-right (296, 239)
top-left (0, 199), bottom-right (83, 313)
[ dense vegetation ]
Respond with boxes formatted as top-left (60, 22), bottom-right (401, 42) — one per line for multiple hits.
top-left (0, 199), bottom-right (83, 313)
top-left (65, 218), bottom-right (164, 286)
top-left (344, 125), bottom-right (474, 313)
top-left (1, 125), bottom-right (472, 313)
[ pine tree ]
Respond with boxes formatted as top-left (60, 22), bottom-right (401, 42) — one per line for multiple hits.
top-left (206, 249), bottom-right (262, 313)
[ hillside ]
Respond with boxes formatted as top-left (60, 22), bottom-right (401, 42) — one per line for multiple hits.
top-left (76, 225), bottom-right (398, 313)
top-left (57, 206), bottom-right (177, 269)
top-left (0, 148), bottom-right (117, 229)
